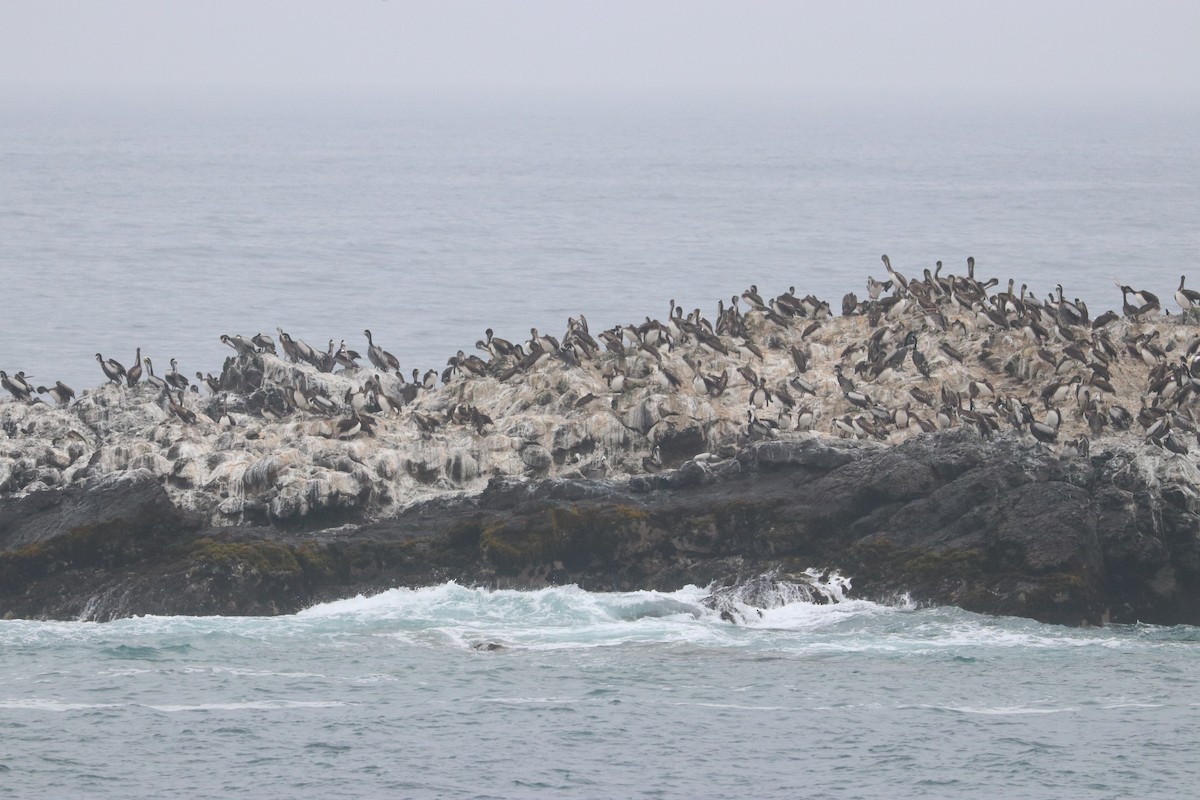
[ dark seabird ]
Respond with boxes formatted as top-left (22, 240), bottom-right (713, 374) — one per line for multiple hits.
top-left (1175, 276), bottom-right (1200, 312)
top-left (484, 328), bottom-right (517, 358)
top-left (1, 371), bottom-right (32, 402)
top-left (339, 340), bottom-right (363, 367)
top-left (909, 386), bottom-right (935, 407)
top-left (335, 413), bottom-right (364, 439)
top-left (530, 327), bottom-right (560, 354)
top-left (845, 390), bottom-right (872, 409)
top-left (11, 371), bottom-right (35, 397)
top-left (252, 332), bottom-right (277, 354)
top-left (912, 344), bottom-right (932, 378)
top-left (737, 365), bottom-right (760, 386)
top-left (790, 345), bottom-right (809, 373)
top-left (746, 409), bottom-right (778, 440)
top-left (832, 416), bottom-right (858, 438)
top-left (411, 411), bottom-right (441, 435)
top-left (126, 348), bottom-right (143, 387)
top-left (1041, 376), bottom-right (1081, 408)
top-left (143, 357), bottom-right (168, 391)
top-left (1118, 283), bottom-right (1161, 317)
top-left (196, 372), bottom-right (221, 394)
top-left (833, 365), bottom-right (856, 393)
top-left (277, 328), bottom-right (302, 363)
top-left (1163, 433), bottom-right (1190, 455)
top-left (789, 375), bottom-right (817, 396)
top-left (772, 383), bottom-right (796, 409)
top-left (36, 381), bottom-right (76, 407)
top-left (221, 334), bottom-right (257, 357)
top-left (658, 366), bottom-right (682, 390)
top-left (939, 343), bottom-right (964, 363)
top-left (166, 358), bottom-right (189, 391)
top-left (165, 390), bottom-right (197, 424)
top-left (364, 329), bottom-right (401, 373)
top-left (749, 379), bottom-right (771, 409)
top-left (95, 353), bottom-right (127, 385)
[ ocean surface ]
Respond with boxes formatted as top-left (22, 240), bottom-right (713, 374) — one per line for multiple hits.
top-left (3, 582), bottom-right (1200, 800)
top-left (4, 90), bottom-right (1200, 797)
top-left (1, 89), bottom-right (1198, 392)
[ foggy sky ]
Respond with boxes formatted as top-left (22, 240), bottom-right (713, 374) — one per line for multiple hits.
top-left (1, 0), bottom-right (1198, 97)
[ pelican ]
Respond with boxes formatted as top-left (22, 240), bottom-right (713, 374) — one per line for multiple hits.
top-left (142, 357), bottom-right (167, 391)
top-left (125, 348), bottom-right (143, 387)
top-left (364, 329), bottom-right (401, 373)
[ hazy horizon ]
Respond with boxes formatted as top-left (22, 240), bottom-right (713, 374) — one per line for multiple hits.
top-left (2, 1), bottom-right (1198, 99)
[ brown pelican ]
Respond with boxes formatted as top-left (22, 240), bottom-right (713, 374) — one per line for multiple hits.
top-left (143, 358), bottom-right (168, 391)
top-left (277, 328), bottom-right (302, 362)
top-left (164, 389), bottom-right (197, 424)
top-left (741, 285), bottom-right (767, 311)
top-left (882, 254), bottom-right (908, 294)
top-left (221, 334), bottom-right (257, 357)
top-left (125, 348), bottom-right (143, 387)
top-left (364, 329), bottom-right (401, 373)
top-left (530, 327), bottom-right (559, 354)
top-left (252, 332), bottom-right (277, 354)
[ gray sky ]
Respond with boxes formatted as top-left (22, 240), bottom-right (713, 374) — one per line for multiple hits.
top-left (1, 0), bottom-right (1198, 96)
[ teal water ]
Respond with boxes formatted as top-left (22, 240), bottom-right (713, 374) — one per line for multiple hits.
top-left (2, 583), bottom-right (1198, 799)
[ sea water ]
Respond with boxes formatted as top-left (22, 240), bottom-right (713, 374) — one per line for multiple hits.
top-left (1, 89), bottom-right (1198, 392)
top-left (2, 583), bottom-right (1199, 799)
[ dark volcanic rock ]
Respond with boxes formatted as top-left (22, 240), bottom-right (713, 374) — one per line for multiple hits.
top-left (2, 431), bottom-right (1199, 626)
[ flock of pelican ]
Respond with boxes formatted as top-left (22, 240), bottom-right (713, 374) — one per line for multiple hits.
top-left (5, 258), bottom-right (1200, 467)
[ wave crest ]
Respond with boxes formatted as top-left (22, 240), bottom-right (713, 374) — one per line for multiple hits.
top-left (700, 569), bottom-right (854, 624)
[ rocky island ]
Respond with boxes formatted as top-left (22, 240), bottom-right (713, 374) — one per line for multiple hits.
top-left (3, 258), bottom-right (1199, 626)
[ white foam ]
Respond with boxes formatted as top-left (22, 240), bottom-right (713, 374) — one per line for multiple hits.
top-left (934, 705), bottom-right (1078, 715)
top-left (145, 700), bottom-right (348, 712)
top-left (4, 579), bottom-right (1197, 657)
top-left (0, 699), bottom-right (121, 712)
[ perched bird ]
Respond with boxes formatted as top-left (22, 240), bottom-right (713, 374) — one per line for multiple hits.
top-left (36, 381), bottom-right (75, 406)
top-left (364, 329), bottom-right (401, 373)
top-left (1175, 275), bottom-right (1200, 312)
top-left (165, 358), bottom-right (190, 391)
top-left (220, 334), bottom-right (257, 357)
top-left (95, 353), bottom-right (126, 384)
top-left (125, 348), bottom-right (143, 387)
top-left (1, 371), bottom-right (33, 402)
